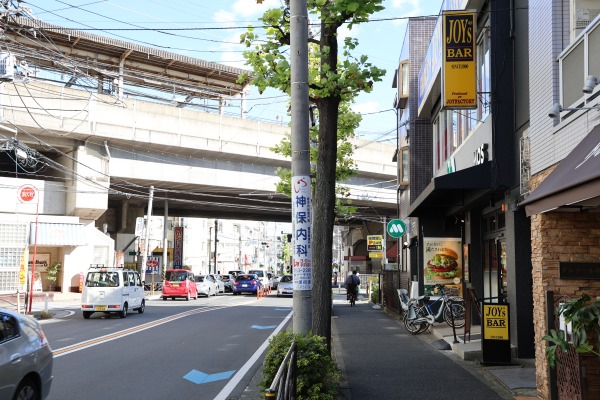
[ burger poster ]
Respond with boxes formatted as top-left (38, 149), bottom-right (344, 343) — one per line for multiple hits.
top-left (423, 237), bottom-right (463, 296)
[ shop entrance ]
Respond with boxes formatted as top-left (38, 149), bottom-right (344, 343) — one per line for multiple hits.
top-left (483, 238), bottom-right (507, 302)
top-left (482, 210), bottom-right (507, 303)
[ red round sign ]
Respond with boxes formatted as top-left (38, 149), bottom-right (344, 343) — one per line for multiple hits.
top-left (18, 185), bottom-right (38, 203)
top-left (146, 259), bottom-right (159, 268)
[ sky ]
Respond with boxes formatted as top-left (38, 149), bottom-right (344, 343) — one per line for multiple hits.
top-left (24, 0), bottom-right (443, 143)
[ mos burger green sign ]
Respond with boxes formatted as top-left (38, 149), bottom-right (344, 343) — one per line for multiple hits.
top-left (387, 219), bottom-right (406, 238)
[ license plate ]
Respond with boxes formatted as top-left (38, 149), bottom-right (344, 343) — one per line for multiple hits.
top-left (172, 283), bottom-right (179, 287)
top-left (95, 305), bottom-right (107, 311)
top-left (242, 284), bottom-right (248, 287)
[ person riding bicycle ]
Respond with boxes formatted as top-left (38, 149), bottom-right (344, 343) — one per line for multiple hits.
top-left (345, 270), bottom-right (360, 301)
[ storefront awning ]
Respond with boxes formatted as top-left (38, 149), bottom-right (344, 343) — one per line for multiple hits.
top-left (408, 161), bottom-right (494, 217)
top-left (30, 223), bottom-right (87, 246)
top-left (520, 125), bottom-right (600, 216)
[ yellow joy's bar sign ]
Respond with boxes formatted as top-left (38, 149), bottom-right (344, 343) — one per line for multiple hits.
top-left (483, 304), bottom-right (509, 340)
top-left (442, 10), bottom-right (477, 109)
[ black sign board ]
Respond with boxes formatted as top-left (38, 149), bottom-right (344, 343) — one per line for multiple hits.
top-left (481, 303), bottom-right (512, 365)
top-left (559, 262), bottom-right (600, 280)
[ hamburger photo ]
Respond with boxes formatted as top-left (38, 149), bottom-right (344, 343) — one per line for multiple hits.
top-left (425, 248), bottom-right (459, 280)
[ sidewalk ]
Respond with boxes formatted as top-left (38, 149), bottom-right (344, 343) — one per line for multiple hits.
top-left (331, 288), bottom-right (537, 400)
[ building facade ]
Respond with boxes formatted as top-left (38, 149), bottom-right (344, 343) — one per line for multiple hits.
top-left (395, 0), bottom-right (534, 358)
top-left (520, 1), bottom-right (600, 397)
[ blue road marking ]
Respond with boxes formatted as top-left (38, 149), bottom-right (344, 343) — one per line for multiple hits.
top-left (184, 369), bottom-right (236, 384)
top-left (251, 324), bottom-right (277, 330)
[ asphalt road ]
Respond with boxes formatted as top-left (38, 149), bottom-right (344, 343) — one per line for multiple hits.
top-left (40, 293), bottom-right (293, 400)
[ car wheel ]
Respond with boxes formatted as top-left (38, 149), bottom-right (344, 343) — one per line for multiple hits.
top-left (14, 377), bottom-right (38, 400)
top-left (138, 300), bottom-right (145, 314)
top-left (186, 292), bottom-right (190, 301)
top-left (83, 311), bottom-right (92, 319)
top-left (119, 304), bottom-right (128, 318)
top-left (162, 296), bottom-right (167, 301)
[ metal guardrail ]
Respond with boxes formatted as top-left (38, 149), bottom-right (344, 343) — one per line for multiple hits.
top-left (265, 341), bottom-right (297, 400)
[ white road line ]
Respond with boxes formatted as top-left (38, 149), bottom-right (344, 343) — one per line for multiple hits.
top-left (213, 310), bottom-right (293, 400)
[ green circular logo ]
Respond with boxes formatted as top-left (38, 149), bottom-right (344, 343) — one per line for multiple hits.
top-left (387, 219), bottom-right (406, 238)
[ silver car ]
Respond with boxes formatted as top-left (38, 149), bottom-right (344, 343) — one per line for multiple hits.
top-left (277, 274), bottom-right (293, 297)
top-left (0, 308), bottom-right (53, 399)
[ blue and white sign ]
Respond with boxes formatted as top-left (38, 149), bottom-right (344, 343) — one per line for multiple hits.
top-left (292, 175), bottom-right (312, 290)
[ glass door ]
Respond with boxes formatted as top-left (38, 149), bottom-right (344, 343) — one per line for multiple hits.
top-left (483, 238), bottom-right (507, 303)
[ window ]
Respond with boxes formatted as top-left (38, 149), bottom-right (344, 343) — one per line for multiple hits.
top-left (399, 146), bottom-right (409, 188)
top-left (477, 23), bottom-right (491, 122)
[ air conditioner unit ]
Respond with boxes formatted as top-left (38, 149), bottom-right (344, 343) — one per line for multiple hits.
top-left (0, 52), bottom-right (16, 82)
top-left (576, 9), bottom-right (600, 29)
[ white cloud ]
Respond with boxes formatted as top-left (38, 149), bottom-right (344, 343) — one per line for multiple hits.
top-left (231, 0), bottom-right (280, 18)
top-left (352, 101), bottom-right (381, 115)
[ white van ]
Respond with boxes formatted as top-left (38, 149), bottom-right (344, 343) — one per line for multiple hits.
top-left (81, 267), bottom-right (146, 319)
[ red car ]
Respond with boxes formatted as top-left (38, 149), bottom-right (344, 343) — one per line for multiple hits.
top-left (162, 270), bottom-right (198, 301)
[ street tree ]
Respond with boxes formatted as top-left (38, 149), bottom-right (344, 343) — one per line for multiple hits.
top-left (240, 0), bottom-right (385, 346)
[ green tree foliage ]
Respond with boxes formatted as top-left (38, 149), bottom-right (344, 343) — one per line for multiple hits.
top-left (240, 0), bottom-right (386, 344)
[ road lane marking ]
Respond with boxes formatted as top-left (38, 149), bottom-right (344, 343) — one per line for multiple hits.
top-left (251, 325), bottom-right (277, 330)
top-left (52, 305), bottom-right (228, 358)
top-left (184, 369), bottom-right (236, 384)
top-left (213, 310), bottom-right (293, 400)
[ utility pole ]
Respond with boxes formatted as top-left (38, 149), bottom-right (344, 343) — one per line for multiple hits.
top-left (208, 226), bottom-right (212, 274)
top-left (163, 200), bottom-right (168, 278)
top-left (238, 225), bottom-right (243, 269)
top-left (213, 219), bottom-right (218, 274)
top-left (141, 185), bottom-right (154, 283)
top-left (290, 0), bottom-right (312, 334)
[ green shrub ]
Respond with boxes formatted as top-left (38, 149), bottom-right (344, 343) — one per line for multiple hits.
top-left (371, 285), bottom-right (380, 304)
top-left (261, 331), bottom-right (339, 400)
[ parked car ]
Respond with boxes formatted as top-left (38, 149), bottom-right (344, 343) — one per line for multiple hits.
top-left (0, 309), bottom-right (54, 400)
top-left (81, 267), bottom-right (146, 318)
top-left (233, 274), bottom-right (263, 295)
top-left (277, 274), bottom-right (293, 297)
top-left (228, 270), bottom-right (244, 277)
top-left (220, 274), bottom-right (235, 292)
top-left (195, 275), bottom-right (217, 297)
top-left (210, 274), bottom-right (225, 294)
top-left (248, 268), bottom-right (271, 289)
top-left (268, 272), bottom-right (279, 289)
top-left (162, 269), bottom-right (198, 301)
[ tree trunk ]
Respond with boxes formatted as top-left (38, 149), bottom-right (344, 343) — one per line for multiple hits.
top-left (312, 21), bottom-right (340, 350)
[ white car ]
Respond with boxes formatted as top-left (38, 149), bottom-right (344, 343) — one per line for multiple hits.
top-left (195, 275), bottom-right (217, 297)
top-left (81, 268), bottom-right (146, 319)
top-left (277, 274), bottom-right (293, 297)
top-left (0, 308), bottom-right (54, 399)
top-left (210, 274), bottom-right (225, 294)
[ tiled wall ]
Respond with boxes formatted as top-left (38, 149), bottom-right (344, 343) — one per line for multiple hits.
top-left (408, 17), bottom-right (436, 204)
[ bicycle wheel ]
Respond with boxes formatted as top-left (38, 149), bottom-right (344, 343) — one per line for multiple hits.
top-left (443, 302), bottom-right (466, 328)
top-left (403, 307), bottom-right (428, 334)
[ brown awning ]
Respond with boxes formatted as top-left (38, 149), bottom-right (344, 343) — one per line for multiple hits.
top-left (520, 124), bottom-right (600, 216)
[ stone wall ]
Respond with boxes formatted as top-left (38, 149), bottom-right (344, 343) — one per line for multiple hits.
top-left (530, 167), bottom-right (600, 398)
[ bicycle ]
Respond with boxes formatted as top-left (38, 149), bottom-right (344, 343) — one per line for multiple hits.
top-left (403, 284), bottom-right (466, 334)
top-left (347, 286), bottom-right (358, 307)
